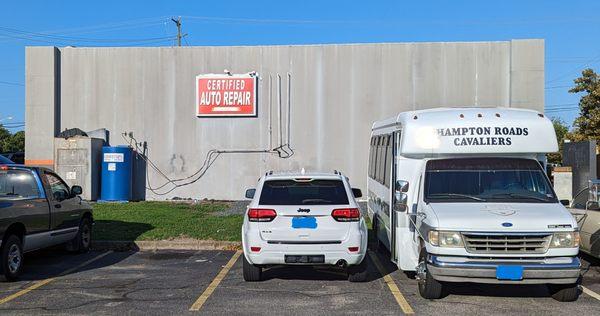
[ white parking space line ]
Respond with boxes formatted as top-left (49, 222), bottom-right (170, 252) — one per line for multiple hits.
top-left (582, 286), bottom-right (600, 301)
top-left (0, 251), bottom-right (112, 306)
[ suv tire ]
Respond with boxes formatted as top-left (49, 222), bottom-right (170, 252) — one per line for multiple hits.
top-left (348, 257), bottom-right (368, 282)
top-left (243, 254), bottom-right (262, 281)
top-left (1, 235), bottom-right (23, 281)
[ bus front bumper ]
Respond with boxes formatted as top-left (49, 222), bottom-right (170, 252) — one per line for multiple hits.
top-left (427, 255), bottom-right (581, 284)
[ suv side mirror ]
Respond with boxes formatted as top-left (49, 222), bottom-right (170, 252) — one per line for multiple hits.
top-left (245, 188), bottom-right (256, 199)
top-left (352, 188), bottom-right (362, 198)
top-left (560, 199), bottom-right (570, 206)
top-left (395, 180), bottom-right (409, 193)
top-left (71, 185), bottom-right (83, 197)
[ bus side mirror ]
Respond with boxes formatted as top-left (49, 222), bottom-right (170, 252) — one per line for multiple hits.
top-left (245, 189), bottom-right (256, 199)
top-left (395, 180), bottom-right (409, 193)
top-left (352, 188), bottom-right (362, 198)
top-left (394, 192), bottom-right (408, 212)
top-left (560, 199), bottom-right (570, 206)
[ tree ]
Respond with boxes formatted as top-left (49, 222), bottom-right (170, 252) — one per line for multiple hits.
top-left (0, 126), bottom-right (25, 153)
top-left (3, 131), bottom-right (24, 152)
top-left (548, 118), bottom-right (569, 164)
top-left (568, 68), bottom-right (600, 141)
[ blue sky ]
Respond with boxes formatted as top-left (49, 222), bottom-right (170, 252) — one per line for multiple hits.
top-left (1, 0), bottom-right (599, 131)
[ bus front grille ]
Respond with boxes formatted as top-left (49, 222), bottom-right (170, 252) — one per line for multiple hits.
top-left (462, 233), bottom-right (552, 254)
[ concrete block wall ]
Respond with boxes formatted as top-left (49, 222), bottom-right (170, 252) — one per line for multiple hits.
top-left (25, 39), bottom-right (545, 200)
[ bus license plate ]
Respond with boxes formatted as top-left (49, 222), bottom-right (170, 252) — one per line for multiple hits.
top-left (496, 265), bottom-right (523, 280)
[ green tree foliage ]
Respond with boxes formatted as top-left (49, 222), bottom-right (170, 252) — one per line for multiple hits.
top-left (548, 118), bottom-right (568, 164)
top-left (568, 68), bottom-right (600, 141)
top-left (0, 126), bottom-right (25, 153)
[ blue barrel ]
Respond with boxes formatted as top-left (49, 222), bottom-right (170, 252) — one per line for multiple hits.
top-left (100, 146), bottom-right (132, 202)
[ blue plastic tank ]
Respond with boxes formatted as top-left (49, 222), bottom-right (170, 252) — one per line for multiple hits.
top-left (100, 146), bottom-right (132, 202)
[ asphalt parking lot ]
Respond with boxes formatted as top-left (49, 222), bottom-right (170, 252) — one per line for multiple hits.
top-left (0, 247), bottom-right (599, 315)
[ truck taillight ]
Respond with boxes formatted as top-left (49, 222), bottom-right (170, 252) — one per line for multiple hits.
top-left (331, 208), bottom-right (360, 222)
top-left (248, 208), bottom-right (277, 222)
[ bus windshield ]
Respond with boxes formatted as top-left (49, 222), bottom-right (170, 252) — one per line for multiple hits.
top-left (424, 158), bottom-right (557, 203)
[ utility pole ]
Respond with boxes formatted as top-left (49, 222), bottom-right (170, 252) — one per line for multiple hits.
top-left (171, 16), bottom-right (187, 46)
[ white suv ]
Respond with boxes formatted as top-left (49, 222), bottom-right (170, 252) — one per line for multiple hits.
top-left (242, 171), bottom-right (368, 282)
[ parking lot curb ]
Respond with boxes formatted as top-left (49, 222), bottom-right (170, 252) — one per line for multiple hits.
top-left (93, 240), bottom-right (242, 251)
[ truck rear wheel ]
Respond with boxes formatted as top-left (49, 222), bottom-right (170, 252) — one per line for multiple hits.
top-left (417, 247), bottom-right (443, 299)
top-left (1, 235), bottom-right (23, 281)
top-left (242, 254), bottom-right (262, 281)
top-left (548, 280), bottom-right (580, 302)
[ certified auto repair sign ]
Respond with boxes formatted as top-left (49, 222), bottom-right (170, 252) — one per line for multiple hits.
top-left (196, 73), bottom-right (257, 117)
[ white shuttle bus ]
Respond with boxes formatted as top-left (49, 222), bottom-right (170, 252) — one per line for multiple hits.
top-left (367, 107), bottom-right (581, 301)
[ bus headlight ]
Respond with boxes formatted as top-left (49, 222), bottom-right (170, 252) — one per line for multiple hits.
top-left (550, 232), bottom-right (580, 248)
top-left (428, 231), bottom-right (464, 248)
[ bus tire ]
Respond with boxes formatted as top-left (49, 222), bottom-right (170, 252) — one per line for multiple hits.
top-left (370, 215), bottom-right (381, 252)
top-left (548, 279), bottom-right (580, 302)
top-left (417, 246), bottom-right (443, 299)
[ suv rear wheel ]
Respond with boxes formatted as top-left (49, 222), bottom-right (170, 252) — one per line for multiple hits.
top-left (243, 254), bottom-right (262, 281)
top-left (347, 257), bottom-right (368, 282)
top-left (1, 235), bottom-right (23, 281)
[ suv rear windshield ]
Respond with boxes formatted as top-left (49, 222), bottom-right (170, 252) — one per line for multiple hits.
top-left (0, 169), bottom-right (41, 200)
top-left (424, 158), bottom-right (557, 203)
top-left (259, 179), bottom-right (349, 205)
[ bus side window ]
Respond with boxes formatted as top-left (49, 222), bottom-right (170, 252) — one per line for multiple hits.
top-left (377, 136), bottom-right (385, 184)
top-left (369, 137), bottom-right (375, 178)
top-left (385, 135), bottom-right (392, 188)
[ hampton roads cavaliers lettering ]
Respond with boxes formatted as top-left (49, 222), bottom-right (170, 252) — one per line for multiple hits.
top-left (437, 126), bottom-right (529, 146)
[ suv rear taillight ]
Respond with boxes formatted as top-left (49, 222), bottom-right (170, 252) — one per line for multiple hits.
top-left (248, 208), bottom-right (277, 222)
top-left (331, 208), bottom-right (360, 222)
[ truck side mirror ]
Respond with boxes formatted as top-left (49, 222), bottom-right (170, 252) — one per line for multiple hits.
top-left (395, 180), bottom-right (409, 193)
top-left (245, 188), bottom-right (256, 199)
top-left (71, 185), bottom-right (83, 197)
top-left (352, 188), bottom-right (362, 198)
top-left (560, 199), bottom-right (570, 206)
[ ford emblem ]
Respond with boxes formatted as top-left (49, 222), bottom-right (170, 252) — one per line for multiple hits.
top-left (502, 222), bottom-right (513, 227)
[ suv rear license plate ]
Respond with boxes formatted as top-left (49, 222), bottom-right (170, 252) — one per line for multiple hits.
top-left (291, 216), bottom-right (317, 229)
top-left (285, 255), bottom-right (325, 264)
top-left (496, 265), bottom-right (523, 280)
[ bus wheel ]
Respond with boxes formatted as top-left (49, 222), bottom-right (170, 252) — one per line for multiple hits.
top-left (416, 246), bottom-right (443, 299)
top-left (370, 215), bottom-right (381, 252)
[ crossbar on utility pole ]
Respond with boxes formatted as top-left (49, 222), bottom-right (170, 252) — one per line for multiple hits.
top-left (171, 16), bottom-right (185, 46)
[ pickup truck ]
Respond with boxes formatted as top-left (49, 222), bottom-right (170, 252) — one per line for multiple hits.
top-left (0, 165), bottom-right (93, 281)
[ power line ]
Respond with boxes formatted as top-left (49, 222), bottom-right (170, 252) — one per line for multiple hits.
top-left (0, 80), bottom-right (24, 87)
top-left (0, 26), bottom-right (176, 43)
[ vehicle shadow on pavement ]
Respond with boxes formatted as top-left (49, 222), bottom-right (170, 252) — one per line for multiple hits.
top-left (93, 220), bottom-right (154, 242)
top-left (10, 249), bottom-right (134, 282)
top-left (258, 253), bottom-right (387, 282)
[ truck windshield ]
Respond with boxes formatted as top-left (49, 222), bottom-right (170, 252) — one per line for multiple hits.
top-left (424, 158), bottom-right (557, 203)
top-left (259, 179), bottom-right (349, 205)
top-left (0, 169), bottom-right (41, 200)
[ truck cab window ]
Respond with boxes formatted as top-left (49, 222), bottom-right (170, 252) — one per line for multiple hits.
top-left (44, 172), bottom-right (70, 201)
top-left (0, 169), bottom-right (40, 199)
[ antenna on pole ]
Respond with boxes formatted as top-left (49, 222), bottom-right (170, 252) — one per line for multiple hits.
top-left (171, 16), bottom-right (187, 46)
